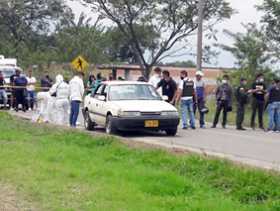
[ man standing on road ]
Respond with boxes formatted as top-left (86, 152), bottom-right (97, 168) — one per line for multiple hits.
top-left (14, 69), bottom-right (28, 112)
top-left (157, 70), bottom-right (177, 104)
top-left (26, 70), bottom-right (37, 111)
top-left (250, 73), bottom-right (267, 130)
top-left (194, 71), bottom-right (206, 128)
top-left (0, 71), bottom-right (8, 109)
top-left (235, 78), bottom-right (249, 131)
top-left (212, 75), bottom-right (233, 129)
top-left (69, 72), bottom-right (85, 128)
top-left (267, 79), bottom-right (280, 132)
top-left (176, 70), bottom-right (196, 130)
top-left (149, 67), bottom-right (162, 88)
top-left (49, 75), bottom-right (70, 125)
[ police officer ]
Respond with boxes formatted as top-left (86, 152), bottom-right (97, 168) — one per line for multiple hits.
top-left (235, 78), bottom-right (249, 130)
top-left (250, 73), bottom-right (267, 130)
top-left (14, 69), bottom-right (28, 112)
top-left (212, 75), bottom-right (233, 129)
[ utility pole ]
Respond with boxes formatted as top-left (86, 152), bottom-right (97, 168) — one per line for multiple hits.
top-left (197, 0), bottom-right (206, 72)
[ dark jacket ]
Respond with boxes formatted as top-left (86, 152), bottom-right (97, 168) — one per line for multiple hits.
top-left (268, 86), bottom-right (280, 103)
top-left (216, 83), bottom-right (233, 106)
top-left (252, 82), bottom-right (266, 102)
top-left (235, 85), bottom-right (249, 105)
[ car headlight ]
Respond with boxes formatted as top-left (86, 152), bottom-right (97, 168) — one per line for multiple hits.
top-left (161, 111), bottom-right (179, 117)
top-left (118, 111), bottom-right (141, 117)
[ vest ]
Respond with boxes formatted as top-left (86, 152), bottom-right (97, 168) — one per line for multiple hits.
top-left (182, 80), bottom-right (194, 97)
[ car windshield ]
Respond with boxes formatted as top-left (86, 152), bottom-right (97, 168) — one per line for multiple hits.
top-left (109, 84), bottom-right (162, 101)
top-left (0, 67), bottom-right (15, 78)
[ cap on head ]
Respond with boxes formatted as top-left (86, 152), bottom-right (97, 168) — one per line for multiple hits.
top-left (196, 71), bottom-right (204, 77)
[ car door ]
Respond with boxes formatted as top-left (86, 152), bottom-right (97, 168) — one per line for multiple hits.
top-left (93, 85), bottom-right (106, 125)
top-left (98, 85), bottom-right (109, 126)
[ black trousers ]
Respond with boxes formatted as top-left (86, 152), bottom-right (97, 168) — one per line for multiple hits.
top-left (15, 89), bottom-right (27, 110)
top-left (213, 100), bottom-right (229, 127)
top-left (236, 103), bottom-right (246, 129)
top-left (250, 99), bottom-right (264, 128)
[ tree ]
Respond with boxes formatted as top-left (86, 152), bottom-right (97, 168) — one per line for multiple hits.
top-left (79, 0), bottom-right (233, 78)
top-left (258, 0), bottom-right (280, 58)
top-left (0, 0), bottom-right (71, 49)
top-left (0, 0), bottom-right (73, 67)
top-left (104, 25), bottom-right (159, 63)
top-left (54, 13), bottom-right (110, 64)
top-left (219, 24), bottom-right (276, 84)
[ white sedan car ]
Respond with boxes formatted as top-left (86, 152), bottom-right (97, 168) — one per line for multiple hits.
top-left (83, 81), bottom-right (180, 136)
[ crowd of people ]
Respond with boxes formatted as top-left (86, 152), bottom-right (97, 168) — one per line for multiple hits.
top-left (147, 67), bottom-right (280, 132)
top-left (0, 68), bottom-right (85, 127)
top-left (0, 67), bottom-right (280, 132)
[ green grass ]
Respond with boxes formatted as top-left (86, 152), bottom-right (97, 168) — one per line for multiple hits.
top-left (0, 112), bottom-right (279, 210)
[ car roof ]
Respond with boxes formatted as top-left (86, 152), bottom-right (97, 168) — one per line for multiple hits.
top-left (102, 81), bottom-right (149, 86)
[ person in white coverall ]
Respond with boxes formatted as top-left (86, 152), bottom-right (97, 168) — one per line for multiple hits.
top-left (49, 75), bottom-right (70, 125)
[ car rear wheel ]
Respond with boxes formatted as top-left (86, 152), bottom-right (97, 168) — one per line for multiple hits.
top-left (106, 115), bottom-right (117, 134)
top-left (84, 110), bottom-right (95, 131)
top-left (165, 128), bottom-right (177, 136)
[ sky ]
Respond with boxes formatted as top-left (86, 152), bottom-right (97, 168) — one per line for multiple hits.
top-left (67, 0), bottom-right (264, 68)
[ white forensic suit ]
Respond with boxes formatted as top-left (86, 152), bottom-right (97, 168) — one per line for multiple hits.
top-left (49, 75), bottom-right (70, 125)
top-left (34, 91), bottom-right (51, 123)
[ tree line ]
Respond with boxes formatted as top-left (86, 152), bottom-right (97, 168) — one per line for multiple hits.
top-left (0, 0), bottom-right (279, 79)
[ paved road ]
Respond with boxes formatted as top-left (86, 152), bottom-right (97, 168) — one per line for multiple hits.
top-left (9, 110), bottom-right (280, 171)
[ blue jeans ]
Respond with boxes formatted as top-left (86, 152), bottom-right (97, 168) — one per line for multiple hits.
top-left (268, 102), bottom-right (280, 131)
top-left (27, 90), bottom-right (36, 109)
top-left (70, 101), bottom-right (81, 127)
top-left (181, 99), bottom-right (196, 128)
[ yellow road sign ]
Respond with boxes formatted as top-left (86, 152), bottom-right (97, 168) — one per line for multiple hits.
top-left (71, 56), bottom-right (89, 72)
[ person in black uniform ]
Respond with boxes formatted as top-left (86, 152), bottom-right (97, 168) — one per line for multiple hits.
top-left (250, 73), bottom-right (267, 130)
top-left (235, 78), bottom-right (249, 130)
top-left (13, 69), bottom-right (28, 112)
top-left (9, 69), bottom-right (21, 110)
top-left (157, 70), bottom-right (177, 105)
top-left (212, 75), bottom-right (233, 129)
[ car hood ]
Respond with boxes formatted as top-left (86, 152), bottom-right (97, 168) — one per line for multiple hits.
top-left (110, 100), bottom-right (177, 112)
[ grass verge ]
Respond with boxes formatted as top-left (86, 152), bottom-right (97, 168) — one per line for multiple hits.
top-left (0, 112), bottom-right (279, 211)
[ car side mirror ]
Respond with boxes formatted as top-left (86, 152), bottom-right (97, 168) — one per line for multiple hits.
top-left (98, 95), bottom-right (106, 101)
top-left (162, 95), bottom-right (169, 101)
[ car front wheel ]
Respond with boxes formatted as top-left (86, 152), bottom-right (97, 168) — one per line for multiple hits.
top-left (84, 110), bottom-right (95, 131)
top-left (165, 128), bottom-right (177, 136)
top-left (106, 115), bottom-right (118, 135)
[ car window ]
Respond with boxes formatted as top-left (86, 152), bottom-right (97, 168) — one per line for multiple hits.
top-left (94, 85), bottom-right (105, 99)
top-left (108, 84), bottom-right (161, 101)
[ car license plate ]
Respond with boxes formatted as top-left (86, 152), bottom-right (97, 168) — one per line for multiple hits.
top-left (145, 120), bottom-right (159, 128)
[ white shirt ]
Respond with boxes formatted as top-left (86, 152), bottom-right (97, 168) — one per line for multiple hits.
top-left (69, 76), bottom-right (85, 102)
top-left (26, 76), bottom-right (36, 91)
top-left (179, 78), bottom-right (196, 100)
top-left (149, 74), bottom-right (161, 88)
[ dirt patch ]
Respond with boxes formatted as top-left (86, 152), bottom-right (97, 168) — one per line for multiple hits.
top-left (0, 183), bottom-right (37, 211)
